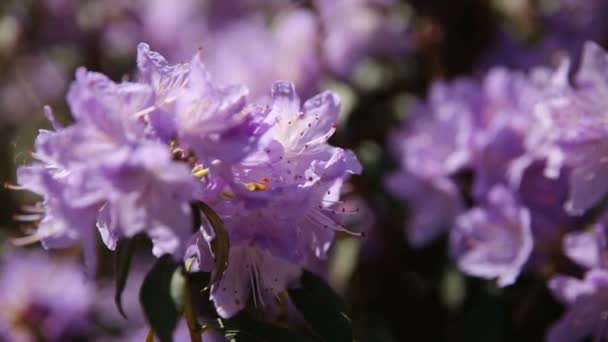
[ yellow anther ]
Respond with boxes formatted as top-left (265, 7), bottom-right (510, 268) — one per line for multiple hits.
top-left (219, 191), bottom-right (236, 200)
top-left (192, 164), bottom-right (210, 178)
top-left (243, 178), bottom-right (270, 191)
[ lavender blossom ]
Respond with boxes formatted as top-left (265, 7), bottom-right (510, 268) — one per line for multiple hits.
top-left (390, 66), bottom-right (579, 282)
top-left (0, 250), bottom-right (95, 341)
top-left (189, 82), bottom-right (362, 318)
top-left (16, 43), bottom-right (362, 321)
top-left (137, 43), bottom-right (266, 165)
top-left (548, 270), bottom-right (608, 341)
top-left (548, 214), bottom-right (608, 341)
top-left (450, 185), bottom-right (533, 286)
top-left (386, 79), bottom-right (477, 248)
top-left (393, 79), bottom-right (478, 181)
top-left (562, 215), bottom-right (608, 270)
top-left (103, 2), bottom-right (323, 101)
top-left (202, 10), bottom-right (322, 100)
top-left (16, 45), bottom-right (268, 270)
top-left (526, 42), bottom-right (608, 215)
top-left (317, 0), bottom-right (410, 78)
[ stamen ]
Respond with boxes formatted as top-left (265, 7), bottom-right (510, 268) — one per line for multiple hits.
top-left (332, 224), bottom-right (365, 237)
top-left (133, 96), bottom-right (176, 118)
top-left (13, 214), bottom-right (43, 222)
top-left (306, 209), bottom-right (364, 237)
top-left (253, 263), bottom-right (265, 308)
top-left (10, 234), bottom-right (42, 246)
top-left (43, 106), bottom-right (62, 130)
top-left (21, 205), bottom-right (45, 214)
top-left (192, 164), bottom-right (210, 178)
top-left (4, 182), bottom-right (24, 190)
top-left (243, 178), bottom-right (270, 191)
top-left (248, 261), bottom-right (257, 308)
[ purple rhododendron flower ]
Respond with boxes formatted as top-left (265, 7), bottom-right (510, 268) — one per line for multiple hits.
top-left (526, 42), bottom-right (608, 215)
top-left (388, 53), bottom-right (587, 289)
top-left (388, 65), bottom-right (556, 249)
top-left (16, 42), bottom-right (362, 321)
top-left (548, 270), bottom-right (608, 341)
top-left (562, 214), bottom-right (608, 270)
top-left (450, 185), bottom-right (533, 286)
top-left (188, 82), bottom-right (362, 318)
top-left (0, 250), bottom-right (95, 341)
top-left (203, 10), bottom-right (322, 101)
top-left (548, 214), bottom-right (608, 341)
top-left (138, 43), bottom-right (264, 164)
top-left (15, 44), bottom-right (269, 273)
top-left (395, 79), bottom-right (478, 180)
top-left (318, 0), bottom-right (409, 77)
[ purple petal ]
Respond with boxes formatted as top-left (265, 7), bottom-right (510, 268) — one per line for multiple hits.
top-left (450, 186), bottom-right (533, 286)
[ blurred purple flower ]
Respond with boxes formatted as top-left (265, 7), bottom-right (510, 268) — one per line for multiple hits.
top-left (317, 0), bottom-right (410, 77)
top-left (394, 79), bottom-right (478, 180)
top-left (527, 42), bottom-right (608, 215)
top-left (548, 270), bottom-right (608, 342)
top-left (562, 213), bottom-right (608, 270)
top-left (450, 185), bottom-right (533, 286)
top-left (203, 10), bottom-right (322, 100)
top-left (0, 250), bottom-right (95, 342)
top-left (386, 78), bottom-right (478, 247)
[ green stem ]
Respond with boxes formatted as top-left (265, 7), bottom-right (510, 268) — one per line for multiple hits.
top-left (183, 264), bottom-right (203, 342)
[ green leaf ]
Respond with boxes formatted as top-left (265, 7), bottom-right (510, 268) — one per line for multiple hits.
top-left (196, 201), bottom-right (230, 287)
top-left (217, 313), bottom-right (317, 342)
top-left (190, 202), bottom-right (202, 233)
top-left (139, 254), bottom-right (181, 342)
top-left (289, 270), bottom-right (354, 342)
top-left (114, 237), bottom-right (136, 319)
top-left (170, 267), bottom-right (187, 311)
top-left (183, 259), bottom-right (203, 342)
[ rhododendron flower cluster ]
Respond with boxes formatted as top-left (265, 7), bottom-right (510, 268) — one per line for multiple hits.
top-left (16, 43), bottom-right (361, 319)
top-left (10, 1), bottom-right (608, 340)
top-left (0, 250), bottom-right (95, 341)
top-left (389, 41), bottom-right (608, 340)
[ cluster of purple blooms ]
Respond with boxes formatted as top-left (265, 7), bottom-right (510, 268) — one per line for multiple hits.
top-left (0, 0), bottom-right (409, 126)
top-left (66, 0), bottom-right (408, 99)
top-left (0, 250), bottom-right (94, 341)
top-left (15, 43), bottom-right (361, 319)
top-left (6, 1), bottom-right (608, 340)
top-left (388, 41), bottom-right (608, 340)
top-left (0, 249), bottom-right (223, 341)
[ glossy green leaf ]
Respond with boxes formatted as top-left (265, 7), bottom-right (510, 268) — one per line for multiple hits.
top-left (196, 201), bottom-right (230, 287)
top-left (289, 270), bottom-right (354, 342)
top-left (170, 267), bottom-right (187, 311)
top-left (190, 202), bottom-right (202, 233)
top-left (114, 237), bottom-right (136, 319)
top-left (139, 254), bottom-right (181, 342)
